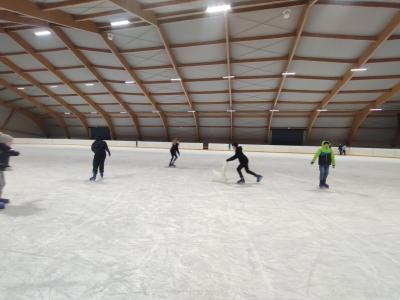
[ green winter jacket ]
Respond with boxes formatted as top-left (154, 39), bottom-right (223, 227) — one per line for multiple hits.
top-left (311, 140), bottom-right (336, 166)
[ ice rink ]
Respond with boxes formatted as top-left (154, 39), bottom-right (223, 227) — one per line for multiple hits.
top-left (1, 144), bottom-right (400, 300)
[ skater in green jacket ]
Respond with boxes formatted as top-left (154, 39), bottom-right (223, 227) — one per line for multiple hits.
top-left (311, 141), bottom-right (336, 189)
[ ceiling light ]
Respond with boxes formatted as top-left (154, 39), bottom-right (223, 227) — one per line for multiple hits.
top-left (188, 110), bottom-right (196, 113)
top-left (282, 9), bottom-right (291, 19)
top-left (50, 85), bottom-right (58, 88)
top-left (34, 30), bottom-right (51, 36)
top-left (64, 112), bottom-right (71, 115)
top-left (370, 108), bottom-right (382, 111)
top-left (282, 72), bottom-right (296, 76)
top-left (125, 80), bottom-right (135, 84)
top-left (120, 111), bottom-right (127, 114)
top-left (222, 75), bottom-right (235, 79)
top-left (107, 32), bottom-right (114, 41)
top-left (152, 110), bottom-right (160, 113)
top-left (85, 83), bottom-right (95, 86)
top-left (227, 109), bottom-right (236, 113)
top-left (17, 87), bottom-right (25, 90)
top-left (170, 78), bottom-right (182, 82)
top-left (317, 109), bottom-right (328, 112)
top-left (110, 20), bottom-right (130, 27)
top-left (91, 111), bottom-right (97, 114)
top-left (206, 4), bottom-right (231, 13)
top-left (351, 68), bottom-right (367, 72)
top-left (270, 109), bottom-right (280, 112)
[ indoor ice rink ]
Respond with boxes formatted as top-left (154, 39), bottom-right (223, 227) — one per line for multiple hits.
top-left (0, 0), bottom-right (400, 299)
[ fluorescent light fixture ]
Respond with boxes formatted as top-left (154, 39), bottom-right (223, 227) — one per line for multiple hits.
top-left (125, 80), bottom-right (135, 84)
top-left (91, 111), bottom-right (97, 114)
top-left (206, 4), bottom-right (231, 13)
top-left (17, 87), bottom-right (25, 90)
top-left (351, 68), bottom-right (367, 72)
top-left (270, 109), bottom-right (280, 112)
top-left (64, 112), bottom-right (70, 115)
top-left (110, 20), bottom-right (130, 27)
top-left (152, 110), bottom-right (160, 113)
top-left (222, 75), bottom-right (235, 79)
top-left (317, 109), bottom-right (328, 112)
top-left (85, 83), bottom-right (95, 86)
top-left (188, 110), bottom-right (196, 113)
top-left (34, 30), bottom-right (51, 36)
top-left (227, 109), bottom-right (236, 113)
top-left (120, 111), bottom-right (127, 114)
top-left (370, 108), bottom-right (382, 111)
top-left (50, 85), bottom-right (58, 88)
top-left (170, 78), bottom-right (182, 82)
top-left (282, 72), bottom-right (296, 76)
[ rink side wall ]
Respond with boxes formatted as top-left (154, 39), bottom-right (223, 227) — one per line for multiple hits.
top-left (12, 138), bottom-right (400, 159)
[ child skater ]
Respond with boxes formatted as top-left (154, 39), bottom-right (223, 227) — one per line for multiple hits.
top-left (311, 140), bottom-right (336, 189)
top-left (0, 133), bottom-right (20, 209)
top-left (90, 136), bottom-right (111, 182)
top-left (226, 142), bottom-right (263, 184)
top-left (169, 138), bottom-right (180, 168)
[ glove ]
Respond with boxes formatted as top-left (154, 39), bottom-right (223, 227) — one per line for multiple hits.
top-left (332, 165), bottom-right (335, 168)
top-left (310, 161), bottom-right (314, 165)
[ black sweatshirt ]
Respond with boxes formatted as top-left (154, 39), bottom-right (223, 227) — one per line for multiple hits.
top-left (170, 143), bottom-right (180, 155)
top-left (0, 144), bottom-right (19, 171)
top-left (226, 146), bottom-right (248, 164)
top-left (91, 140), bottom-right (110, 156)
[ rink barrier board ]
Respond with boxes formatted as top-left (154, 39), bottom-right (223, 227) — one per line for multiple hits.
top-left (12, 138), bottom-right (400, 159)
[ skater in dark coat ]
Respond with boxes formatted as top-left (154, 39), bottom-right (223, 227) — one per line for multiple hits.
top-left (90, 136), bottom-right (111, 181)
top-left (0, 133), bottom-right (20, 209)
top-left (226, 143), bottom-right (263, 184)
top-left (169, 138), bottom-right (180, 168)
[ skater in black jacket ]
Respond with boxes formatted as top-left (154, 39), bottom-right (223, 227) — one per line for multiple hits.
top-left (0, 133), bottom-right (20, 208)
top-left (226, 143), bottom-right (263, 184)
top-left (90, 136), bottom-right (111, 181)
top-left (169, 138), bottom-right (180, 168)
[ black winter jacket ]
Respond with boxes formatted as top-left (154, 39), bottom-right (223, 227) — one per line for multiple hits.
top-left (227, 146), bottom-right (248, 164)
top-left (91, 140), bottom-right (110, 156)
top-left (0, 144), bottom-right (19, 171)
top-left (170, 143), bottom-right (180, 155)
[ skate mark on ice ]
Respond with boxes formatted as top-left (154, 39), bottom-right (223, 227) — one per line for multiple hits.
top-left (1, 200), bottom-right (45, 217)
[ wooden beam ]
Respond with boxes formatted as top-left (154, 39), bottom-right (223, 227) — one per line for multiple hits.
top-left (0, 0), bottom-right (98, 33)
top-left (0, 11), bottom-right (49, 27)
top-left (7, 30), bottom-right (116, 140)
top-left (0, 97), bottom-right (48, 136)
top-left (99, 31), bottom-right (168, 140)
top-left (40, 0), bottom-right (103, 11)
top-left (267, 0), bottom-right (317, 143)
top-left (0, 56), bottom-right (88, 137)
top-left (0, 107), bottom-right (16, 130)
top-left (0, 77), bottom-right (68, 138)
top-left (347, 81), bottom-right (400, 145)
top-left (109, 0), bottom-right (158, 26)
top-left (52, 26), bottom-right (142, 139)
top-left (306, 11), bottom-right (400, 141)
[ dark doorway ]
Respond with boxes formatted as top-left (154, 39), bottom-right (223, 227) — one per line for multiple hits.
top-left (271, 129), bottom-right (304, 145)
top-left (89, 127), bottom-right (111, 140)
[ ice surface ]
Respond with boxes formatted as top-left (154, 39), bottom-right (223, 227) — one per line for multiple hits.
top-left (1, 145), bottom-right (400, 300)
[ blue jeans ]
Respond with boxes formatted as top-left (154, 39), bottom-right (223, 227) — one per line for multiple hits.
top-left (319, 165), bottom-right (330, 181)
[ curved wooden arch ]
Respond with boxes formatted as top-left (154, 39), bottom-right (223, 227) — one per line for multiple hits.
top-left (347, 81), bottom-right (400, 145)
top-left (0, 56), bottom-right (88, 137)
top-left (6, 30), bottom-right (116, 139)
top-left (0, 77), bottom-right (68, 137)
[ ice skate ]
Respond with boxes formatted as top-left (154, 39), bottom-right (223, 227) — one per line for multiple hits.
top-left (256, 175), bottom-right (263, 183)
top-left (237, 177), bottom-right (245, 184)
top-left (0, 198), bottom-right (10, 204)
top-left (89, 175), bottom-right (96, 182)
top-left (0, 202), bottom-right (5, 209)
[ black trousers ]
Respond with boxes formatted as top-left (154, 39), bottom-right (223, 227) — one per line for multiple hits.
top-left (169, 151), bottom-right (178, 165)
top-left (237, 163), bottom-right (257, 178)
top-left (93, 154), bottom-right (106, 175)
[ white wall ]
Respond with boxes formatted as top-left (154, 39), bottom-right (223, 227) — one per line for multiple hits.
top-left (0, 107), bottom-right (44, 137)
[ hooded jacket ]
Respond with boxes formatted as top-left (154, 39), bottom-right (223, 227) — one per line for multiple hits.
top-left (312, 141), bottom-right (336, 166)
top-left (227, 146), bottom-right (249, 164)
top-left (91, 138), bottom-right (110, 156)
